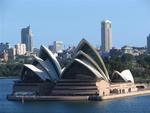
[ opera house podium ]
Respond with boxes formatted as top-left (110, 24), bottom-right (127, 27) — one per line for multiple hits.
top-left (8, 39), bottom-right (137, 101)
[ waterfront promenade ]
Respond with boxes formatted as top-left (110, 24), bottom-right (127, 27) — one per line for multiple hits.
top-left (7, 88), bottom-right (150, 101)
top-left (102, 88), bottom-right (150, 100)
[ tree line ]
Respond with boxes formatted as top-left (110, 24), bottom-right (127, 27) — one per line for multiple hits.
top-left (1, 54), bottom-right (150, 81)
top-left (103, 54), bottom-right (150, 80)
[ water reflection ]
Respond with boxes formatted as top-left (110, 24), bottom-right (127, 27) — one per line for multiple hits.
top-left (0, 79), bottom-right (150, 113)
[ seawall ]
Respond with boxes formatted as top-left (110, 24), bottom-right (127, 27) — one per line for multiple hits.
top-left (101, 90), bottom-right (150, 100)
top-left (7, 90), bottom-right (150, 101)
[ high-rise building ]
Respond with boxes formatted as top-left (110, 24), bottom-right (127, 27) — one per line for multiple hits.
top-left (101, 20), bottom-right (112, 53)
top-left (0, 42), bottom-right (10, 53)
top-left (15, 43), bottom-right (26, 55)
top-left (8, 48), bottom-right (16, 60)
top-left (147, 34), bottom-right (150, 53)
top-left (53, 41), bottom-right (63, 53)
top-left (21, 25), bottom-right (33, 52)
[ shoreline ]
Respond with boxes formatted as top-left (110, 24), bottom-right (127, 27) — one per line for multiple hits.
top-left (7, 89), bottom-right (150, 101)
top-left (0, 76), bottom-right (19, 79)
top-left (101, 89), bottom-right (150, 100)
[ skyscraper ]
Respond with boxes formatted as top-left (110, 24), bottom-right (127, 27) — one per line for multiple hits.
top-left (101, 20), bottom-right (112, 53)
top-left (21, 25), bottom-right (33, 52)
top-left (147, 34), bottom-right (150, 53)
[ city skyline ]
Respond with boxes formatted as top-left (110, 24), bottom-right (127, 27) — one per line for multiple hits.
top-left (0, 23), bottom-right (149, 50)
top-left (0, 0), bottom-right (150, 48)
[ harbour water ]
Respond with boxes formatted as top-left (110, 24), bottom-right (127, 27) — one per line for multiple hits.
top-left (0, 78), bottom-right (150, 113)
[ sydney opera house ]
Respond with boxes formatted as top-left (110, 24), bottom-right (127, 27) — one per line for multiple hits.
top-left (9, 39), bottom-right (137, 100)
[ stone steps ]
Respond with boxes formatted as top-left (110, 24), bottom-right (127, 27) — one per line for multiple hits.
top-left (51, 79), bottom-right (99, 96)
top-left (51, 90), bottom-right (98, 96)
top-left (54, 86), bottom-right (97, 90)
top-left (58, 79), bottom-right (97, 83)
top-left (56, 82), bottom-right (96, 86)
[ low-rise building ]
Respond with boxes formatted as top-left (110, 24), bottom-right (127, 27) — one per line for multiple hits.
top-left (121, 45), bottom-right (133, 54)
top-left (15, 43), bottom-right (26, 55)
top-left (0, 42), bottom-right (9, 53)
top-left (0, 51), bottom-right (8, 62)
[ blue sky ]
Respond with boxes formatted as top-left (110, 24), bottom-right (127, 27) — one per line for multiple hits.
top-left (0, 0), bottom-right (150, 48)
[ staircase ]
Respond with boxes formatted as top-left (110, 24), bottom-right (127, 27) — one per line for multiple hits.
top-left (51, 79), bottom-right (99, 96)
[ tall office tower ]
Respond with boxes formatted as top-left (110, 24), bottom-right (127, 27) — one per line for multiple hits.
top-left (15, 43), bottom-right (26, 55)
top-left (53, 41), bottom-right (63, 53)
top-left (101, 20), bottom-right (112, 53)
top-left (147, 34), bottom-right (150, 53)
top-left (21, 25), bottom-right (33, 52)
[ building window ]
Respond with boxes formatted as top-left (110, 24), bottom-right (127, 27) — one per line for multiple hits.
top-left (128, 88), bottom-right (131, 92)
top-left (122, 89), bottom-right (125, 93)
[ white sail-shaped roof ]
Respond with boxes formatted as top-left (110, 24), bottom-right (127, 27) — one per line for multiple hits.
top-left (39, 45), bottom-right (62, 78)
top-left (75, 59), bottom-right (104, 79)
top-left (121, 70), bottom-right (134, 83)
top-left (33, 55), bottom-right (59, 80)
top-left (62, 39), bottom-right (110, 80)
top-left (23, 64), bottom-right (50, 81)
top-left (75, 51), bottom-right (107, 80)
top-left (74, 39), bottom-right (110, 81)
top-left (112, 69), bottom-right (134, 83)
top-left (62, 57), bottom-right (104, 79)
top-left (21, 45), bottom-right (62, 82)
